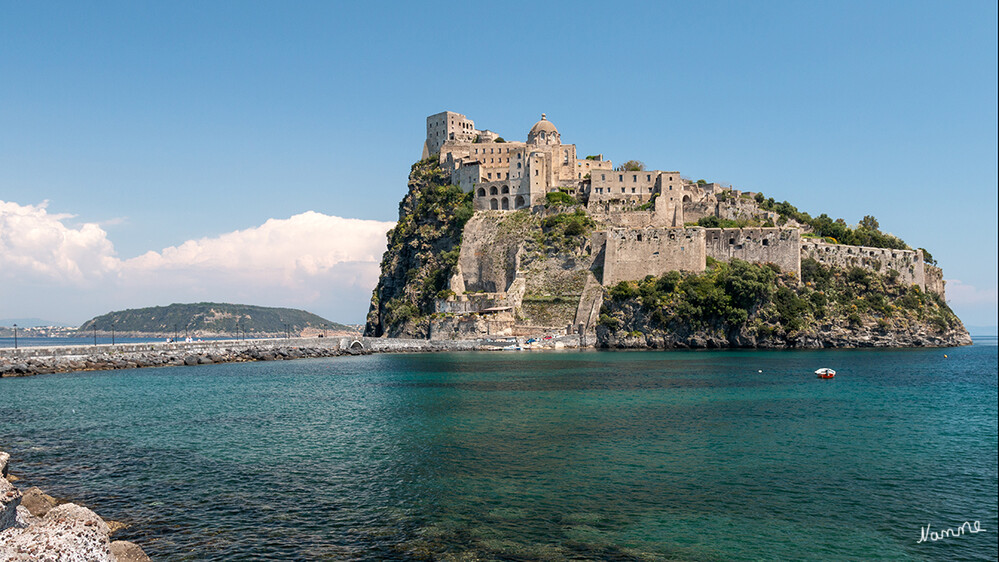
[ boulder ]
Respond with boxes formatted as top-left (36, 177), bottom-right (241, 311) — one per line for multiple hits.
top-left (0, 503), bottom-right (113, 561)
top-left (0, 477), bottom-right (21, 531)
top-left (20, 486), bottom-right (58, 517)
top-left (110, 540), bottom-right (151, 562)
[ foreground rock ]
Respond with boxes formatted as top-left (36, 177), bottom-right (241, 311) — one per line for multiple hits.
top-left (0, 451), bottom-right (150, 561)
top-left (0, 503), bottom-right (114, 561)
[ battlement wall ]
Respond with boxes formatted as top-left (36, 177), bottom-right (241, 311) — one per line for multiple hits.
top-left (925, 265), bottom-right (946, 299)
top-left (601, 227), bottom-right (705, 285)
top-left (705, 228), bottom-right (801, 276)
top-left (801, 241), bottom-right (925, 288)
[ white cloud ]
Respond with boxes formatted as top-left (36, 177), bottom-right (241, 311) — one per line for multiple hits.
top-left (1, 200), bottom-right (394, 322)
top-left (945, 279), bottom-right (998, 307)
top-left (0, 200), bottom-right (118, 284)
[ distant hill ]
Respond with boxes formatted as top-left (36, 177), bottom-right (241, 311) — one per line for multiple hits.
top-left (78, 303), bottom-right (357, 336)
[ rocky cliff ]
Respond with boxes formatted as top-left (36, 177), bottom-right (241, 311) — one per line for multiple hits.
top-left (364, 157), bottom-right (474, 337)
top-left (597, 258), bottom-right (971, 348)
top-left (364, 159), bottom-right (601, 338)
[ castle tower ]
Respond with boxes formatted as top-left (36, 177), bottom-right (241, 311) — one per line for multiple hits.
top-left (527, 114), bottom-right (560, 146)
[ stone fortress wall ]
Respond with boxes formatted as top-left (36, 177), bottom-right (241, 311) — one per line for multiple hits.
top-left (704, 228), bottom-right (801, 276)
top-left (801, 240), bottom-right (926, 288)
top-left (600, 228), bottom-right (706, 285)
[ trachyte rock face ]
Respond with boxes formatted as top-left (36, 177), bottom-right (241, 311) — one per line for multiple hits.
top-left (364, 157), bottom-right (473, 338)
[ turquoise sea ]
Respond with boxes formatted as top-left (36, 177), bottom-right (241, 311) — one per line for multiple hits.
top-left (1, 341), bottom-right (996, 561)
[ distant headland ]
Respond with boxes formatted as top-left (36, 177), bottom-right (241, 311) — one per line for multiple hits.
top-left (365, 111), bottom-right (969, 348)
top-left (76, 302), bottom-right (359, 339)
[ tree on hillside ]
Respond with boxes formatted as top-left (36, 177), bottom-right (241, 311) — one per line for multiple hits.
top-left (616, 160), bottom-right (645, 171)
top-left (860, 215), bottom-right (880, 231)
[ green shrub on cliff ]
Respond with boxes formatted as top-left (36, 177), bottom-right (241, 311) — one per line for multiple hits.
top-left (545, 191), bottom-right (576, 206)
top-left (539, 208), bottom-right (595, 248)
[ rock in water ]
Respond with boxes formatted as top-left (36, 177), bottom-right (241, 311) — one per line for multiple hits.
top-left (19, 487), bottom-right (58, 517)
top-left (110, 540), bottom-right (152, 562)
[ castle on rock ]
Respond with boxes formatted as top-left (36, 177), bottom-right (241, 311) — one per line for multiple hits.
top-left (416, 111), bottom-right (944, 338)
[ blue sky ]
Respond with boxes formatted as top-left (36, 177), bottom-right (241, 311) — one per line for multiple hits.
top-left (1, 1), bottom-right (996, 329)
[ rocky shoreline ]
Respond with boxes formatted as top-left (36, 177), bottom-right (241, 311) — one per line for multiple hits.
top-left (597, 323), bottom-right (972, 349)
top-left (1, 451), bottom-right (149, 561)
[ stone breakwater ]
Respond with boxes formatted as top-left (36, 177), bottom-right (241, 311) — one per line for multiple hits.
top-left (1, 451), bottom-right (151, 561)
top-left (0, 335), bottom-right (591, 377)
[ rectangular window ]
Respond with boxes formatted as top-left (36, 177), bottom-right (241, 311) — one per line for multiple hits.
top-left (633, 175), bottom-right (637, 182)
top-left (601, 174), bottom-right (606, 180)
top-left (647, 174), bottom-right (651, 181)
top-left (619, 175), bottom-right (623, 182)
top-left (632, 188), bottom-right (636, 193)
top-left (488, 173), bottom-right (493, 179)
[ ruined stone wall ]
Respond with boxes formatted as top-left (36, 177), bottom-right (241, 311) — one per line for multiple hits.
top-left (924, 265), bottom-right (946, 299)
top-left (681, 193), bottom-right (777, 224)
top-left (682, 200), bottom-right (716, 223)
top-left (600, 227), bottom-right (706, 285)
top-left (705, 228), bottom-right (801, 276)
top-left (717, 196), bottom-right (778, 223)
top-left (801, 241), bottom-right (925, 288)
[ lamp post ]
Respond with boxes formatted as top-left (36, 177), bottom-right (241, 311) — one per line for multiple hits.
top-left (111, 322), bottom-right (115, 346)
top-left (12, 323), bottom-right (17, 350)
top-left (93, 325), bottom-right (97, 346)
top-left (284, 324), bottom-right (290, 339)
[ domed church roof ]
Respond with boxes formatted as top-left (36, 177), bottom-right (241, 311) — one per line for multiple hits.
top-left (527, 113), bottom-right (560, 145)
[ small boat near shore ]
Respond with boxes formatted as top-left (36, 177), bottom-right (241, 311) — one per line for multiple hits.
top-left (815, 368), bottom-right (836, 379)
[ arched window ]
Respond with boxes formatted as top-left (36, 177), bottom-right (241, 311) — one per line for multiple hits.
top-left (490, 198), bottom-right (498, 210)
top-left (517, 162), bottom-right (522, 169)
top-left (477, 188), bottom-right (486, 197)
top-left (515, 195), bottom-right (525, 208)
top-left (501, 197), bottom-right (510, 210)
top-left (490, 186), bottom-right (498, 195)
top-left (501, 185), bottom-right (509, 194)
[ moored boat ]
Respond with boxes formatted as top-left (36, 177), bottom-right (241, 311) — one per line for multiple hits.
top-left (815, 368), bottom-right (836, 379)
